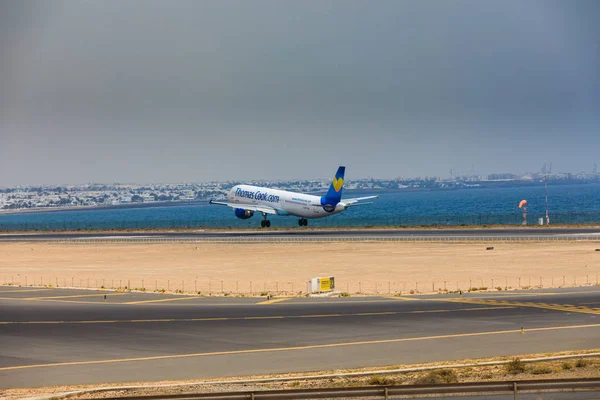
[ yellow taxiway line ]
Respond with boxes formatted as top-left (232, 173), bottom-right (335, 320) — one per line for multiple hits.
top-left (283, 299), bottom-right (422, 305)
top-left (0, 306), bottom-right (514, 325)
top-left (0, 294), bottom-right (127, 305)
top-left (2, 322), bottom-right (599, 372)
top-left (23, 293), bottom-right (121, 300)
top-left (124, 297), bottom-right (205, 305)
top-left (465, 290), bottom-right (600, 297)
top-left (445, 298), bottom-right (600, 315)
top-left (383, 296), bottom-right (422, 301)
top-left (0, 288), bottom-right (51, 294)
top-left (256, 298), bottom-right (291, 305)
top-left (0, 296), bottom-right (255, 306)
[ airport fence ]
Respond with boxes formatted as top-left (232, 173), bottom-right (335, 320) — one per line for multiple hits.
top-left (49, 235), bottom-right (600, 243)
top-left (2, 211), bottom-right (600, 231)
top-left (4, 273), bottom-right (599, 296)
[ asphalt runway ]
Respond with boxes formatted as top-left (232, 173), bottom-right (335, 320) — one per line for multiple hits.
top-left (1, 227), bottom-right (600, 241)
top-left (1, 287), bottom-right (600, 389)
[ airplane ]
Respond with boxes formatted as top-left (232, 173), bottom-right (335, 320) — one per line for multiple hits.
top-left (209, 166), bottom-right (377, 227)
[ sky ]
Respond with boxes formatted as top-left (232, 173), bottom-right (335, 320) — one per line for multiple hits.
top-left (1, 0), bottom-right (599, 186)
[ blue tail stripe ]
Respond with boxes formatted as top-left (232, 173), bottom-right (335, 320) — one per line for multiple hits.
top-left (320, 166), bottom-right (345, 211)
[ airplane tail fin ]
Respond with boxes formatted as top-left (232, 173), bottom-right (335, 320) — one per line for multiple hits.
top-left (324, 166), bottom-right (345, 204)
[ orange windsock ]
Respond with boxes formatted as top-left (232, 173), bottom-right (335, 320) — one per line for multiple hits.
top-left (518, 200), bottom-right (527, 209)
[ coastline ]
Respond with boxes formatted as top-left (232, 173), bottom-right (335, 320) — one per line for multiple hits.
top-left (0, 199), bottom-right (211, 216)
top-left (2, 181), bottom-right (598, 216)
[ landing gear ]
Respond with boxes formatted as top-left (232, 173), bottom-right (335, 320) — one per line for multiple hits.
top-left (260, 214), bottom-right (271, 228)
top-left (298, 218), bottom-right (308, 227)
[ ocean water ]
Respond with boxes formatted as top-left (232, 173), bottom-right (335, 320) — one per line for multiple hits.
top-left (1, 183), bottom-right (599, 230)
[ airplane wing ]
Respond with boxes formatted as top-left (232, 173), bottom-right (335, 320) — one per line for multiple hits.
top-left (209, 200), bottom-right (279, 215)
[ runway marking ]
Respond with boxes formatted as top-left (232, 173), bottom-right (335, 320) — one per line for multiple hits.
top-left (467, 291), bottom-right (586, 296)
top-left (146, 303), bottom-right (258, 307)
top-left (0, 288), bottom-right (50, 294)
top-left (2, 290), bottom-right (598, 306)
top-left (256, 298), bottom-right (291, 305)
top-left (0, 295), bottom-right (252, 306)
top-left (0, 296), bottom-right (124, 305)
top-left (23, 293), bottom-right (122, 300)
top-left (36, 299), bottom-right (120, 304)
top-left (408, 306), bottom-right (511, 314)
top-left (0, 306), bottom-right (515, 325)
top-left (285, 291), bottom-right (600, 304)
top-left (445, 298), bottom-right (600, 315)
top-left (124, 297), bottom-right (203, 305)
top-left (2, 322), bottom-right (599, 372)
top-left (383, 296), bottom-right (422, 301)
top-left (283, 299), bottom-right (423, 305)
top-left (440, 290), bottom-right (600, 301)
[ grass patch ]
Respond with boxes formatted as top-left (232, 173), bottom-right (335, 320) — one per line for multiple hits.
top-left (531, 365), bottom-right (553, 375)
top-left (575, 358), bottom-right (589, 368)
top-left (414, 369), bottom-right (458, 384)
top-left (506, 358), bottom-right (526, 375)
top-left (561, 362), bottom-right (572, 370)
top-left (339, 292), bottom-right (351, 297)
top-left (368, 375), bottom-right (395, 385)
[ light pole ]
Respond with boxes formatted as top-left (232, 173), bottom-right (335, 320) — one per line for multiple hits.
top-left (544, 174), bottom-right (550, 225)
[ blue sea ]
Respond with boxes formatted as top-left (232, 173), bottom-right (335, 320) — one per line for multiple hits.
top-left (1, 183), bottom-right (599, 230)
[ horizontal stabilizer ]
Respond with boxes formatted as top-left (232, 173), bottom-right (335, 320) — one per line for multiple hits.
top-left (342, 195), bottom-right (378, 204)
top-left (344, 201), bottom-right (375, 207)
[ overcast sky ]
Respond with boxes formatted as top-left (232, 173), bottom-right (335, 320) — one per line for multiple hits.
top-left (1, 0), bottom-right (599, 186)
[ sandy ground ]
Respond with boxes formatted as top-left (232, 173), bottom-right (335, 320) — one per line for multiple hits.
top-left (1, 242), bottom-right (599, 294)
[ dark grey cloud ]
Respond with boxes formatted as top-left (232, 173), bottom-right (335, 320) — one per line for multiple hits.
top-left (1, 0), bottom-right (599, 185)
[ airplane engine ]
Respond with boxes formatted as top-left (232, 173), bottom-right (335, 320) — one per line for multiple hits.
top-left (234, 208), bottom-right (254, 219)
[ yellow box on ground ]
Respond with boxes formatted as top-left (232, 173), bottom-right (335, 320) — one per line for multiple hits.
top-left (320, 276), bottom-right (335, 292)
top-left (320, 277), bottom-right (331, 291)
top-left (308, 276), bottom-right (335, 292)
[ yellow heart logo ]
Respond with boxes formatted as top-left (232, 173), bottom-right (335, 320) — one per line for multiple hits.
top-left (332, 177), bottom-right (344, 192)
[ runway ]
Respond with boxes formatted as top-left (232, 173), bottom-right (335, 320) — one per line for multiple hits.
top-left (1, 286), bottom-right (600, 389)
top-left (1, 227), bottom-right (600, 242)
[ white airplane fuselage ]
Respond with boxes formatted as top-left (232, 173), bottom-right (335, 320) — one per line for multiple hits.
top-left (228, 184), bottom-right (345, 219)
